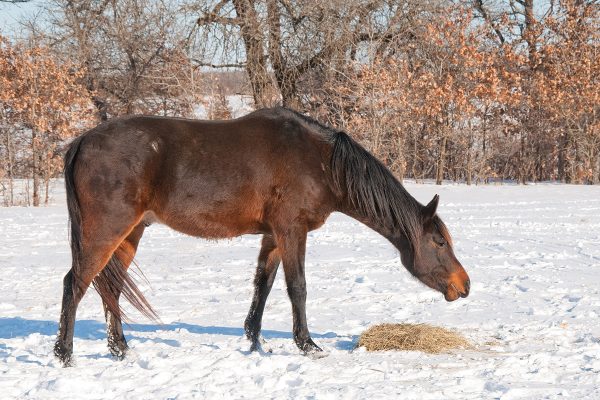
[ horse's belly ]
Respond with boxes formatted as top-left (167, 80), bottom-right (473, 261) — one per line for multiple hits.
top-left (153, 196), bottom-right (265, 239)
top-left (166, 214), bottom-right (262, 238)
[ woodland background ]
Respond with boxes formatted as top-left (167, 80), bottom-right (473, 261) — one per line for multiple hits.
top-left (0, 0), bottom-right (598, 206)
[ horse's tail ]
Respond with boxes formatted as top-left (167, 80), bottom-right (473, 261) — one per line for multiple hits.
top-left (64, 134), bottom-right (158, 322)
top-left (93, 250), bottom-right (159, 322)
top-left (64, 134), bottom-right (85, 297)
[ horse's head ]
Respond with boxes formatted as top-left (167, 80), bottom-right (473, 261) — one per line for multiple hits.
top-left (398, 195), bottom-right (470, 302)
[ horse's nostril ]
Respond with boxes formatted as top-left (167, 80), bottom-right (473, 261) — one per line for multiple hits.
top-left (460, 279), bottom-right (470, 297)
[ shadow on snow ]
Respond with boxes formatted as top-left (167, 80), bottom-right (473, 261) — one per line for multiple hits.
top-left (0, 317), bottom-right (357, 350)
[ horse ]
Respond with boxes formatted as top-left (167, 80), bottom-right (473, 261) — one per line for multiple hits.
top-left (54, 107), bottom-right (470, 366)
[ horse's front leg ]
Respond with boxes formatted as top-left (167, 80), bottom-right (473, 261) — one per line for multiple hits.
top-left (277, 228), bottom-right (322, 354)
top-left (244, 234), bottom-right (281, 351)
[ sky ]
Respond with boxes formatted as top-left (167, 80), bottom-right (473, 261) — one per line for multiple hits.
top-left (0, 0), bottom-right (43, 37)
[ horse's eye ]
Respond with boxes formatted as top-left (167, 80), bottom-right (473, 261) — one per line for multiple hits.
top-left (435, 239), bottom-right (445, 248)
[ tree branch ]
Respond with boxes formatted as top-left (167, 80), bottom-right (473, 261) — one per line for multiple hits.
top-left (473, 0), bottom-right (506, 45)
top-left (197, 0), bottom-right (240, 26)
top-left (191, 59), bottom-right (245, 69)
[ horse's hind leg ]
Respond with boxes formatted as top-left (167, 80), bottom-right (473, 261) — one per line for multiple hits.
top-left (54, 214), bottom-right (143, 366)
top-left (99, 222), bottom-right (146, 359)
top-left (54, 269), bottom-right (78, 365)
top-left (244, 234), bottom-right (281, 351)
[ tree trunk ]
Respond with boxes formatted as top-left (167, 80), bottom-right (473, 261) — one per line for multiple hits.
top-left (466, 149), bottom-right (472, 185)
top-left (233, 0), bottom-right (276, 108)
top-left (4, 127), bottom-right (14, 205)
top-left (412, 133), bottom-right (419, 183)
top-left (518, 0), bottom-right (536, 186)
top-left (436, 134), bottom-right (447, 185)
top-left (396, 134), bottom-right (405, 182)
top-left (523, 0), bottom-right (538, 70)
top-left (45, 177), bottom-right (50, 205)
top-left (267, 0), bottom-right (294, 107)
top-left (519, 133), bottom-right (527, 184)
top-left (558, 132), bottom-right (567, 182)
top-left (595, 153), bottom-right (600, 185)
top-left (32, 130), bottom-right (40, 207)
top-left (44, 154), bottom-right (50, 205)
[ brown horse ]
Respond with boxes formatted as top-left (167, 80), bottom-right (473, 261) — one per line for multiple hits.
top-left (54, 107), bottom-right (470, 366)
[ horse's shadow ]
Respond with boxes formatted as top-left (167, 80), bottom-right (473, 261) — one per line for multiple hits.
top-left (0, 317), bottom-right (357, 350)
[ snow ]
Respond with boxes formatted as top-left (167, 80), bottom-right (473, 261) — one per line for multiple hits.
top-left (1, 182), bottom-right (600, 399)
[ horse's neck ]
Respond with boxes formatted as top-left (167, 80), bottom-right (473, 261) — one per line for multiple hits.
top-left (338, 200), bottom-right (393, 240)
top-left (337, 188), bottom-right (418, 255)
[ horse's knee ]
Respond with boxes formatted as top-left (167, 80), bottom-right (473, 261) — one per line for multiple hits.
top-left (286, 282), bottom-right (306, 299)
top-left (61, 269), bottom-right (83, 304)
top-left (244, 316), bottom-right (258, 339)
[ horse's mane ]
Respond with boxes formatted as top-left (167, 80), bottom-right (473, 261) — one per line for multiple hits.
top-left (281, 108), bottom-right (424, 248)
top-left (433, 216), bottom-right (453, 246)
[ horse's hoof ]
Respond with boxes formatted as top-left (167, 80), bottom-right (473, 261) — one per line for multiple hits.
top-left (108, 345), bottom-right (128, 360)
top-left (249, 341), bottom-right (261, 352)
top-left (57, 355), bottom-right (74, 367)
top-left (54, 342), bottom-right (74, 367)
top-left (303, 342), bottom-right (328, 359)
top-left (298, 338), bottom-right (323, 355)
top-left (249, 337), bottom-right (272, 354)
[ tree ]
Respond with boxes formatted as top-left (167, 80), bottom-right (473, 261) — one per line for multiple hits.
top-left (0, 35), bottom-right (93, 205)
top-left (207, 83), bottom-right (233, 120)
top-left (191, 1), bottom-right (436, 109)
top-left (49, 0), bottom-right (203, 120)
top-left (541, 1), bottom-right (600, 183)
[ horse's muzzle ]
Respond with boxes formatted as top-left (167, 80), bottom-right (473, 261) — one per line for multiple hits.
top-left (444, 272), bottom-right (470, 302)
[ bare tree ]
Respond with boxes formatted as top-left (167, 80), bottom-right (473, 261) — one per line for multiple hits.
top-left (190, 1), bottom-right (438, 109)
top-left (48, 0), bottom-right (202, 120)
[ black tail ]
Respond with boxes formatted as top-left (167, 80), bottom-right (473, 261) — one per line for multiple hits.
top-left (64, 135), bottom-right (85, 296)
top-left (64, 135), bottom-right (158, 322)
top-left (93, 251), bottom-right (159, 322)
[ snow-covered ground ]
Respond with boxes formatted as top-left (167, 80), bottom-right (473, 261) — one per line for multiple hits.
top-left (1, 182), bottom-right (600, 399)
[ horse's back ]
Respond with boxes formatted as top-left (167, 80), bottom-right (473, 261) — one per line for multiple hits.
top-left (73, 110), bottom-right (336, 238)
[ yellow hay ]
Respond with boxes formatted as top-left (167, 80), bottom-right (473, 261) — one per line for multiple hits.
top-left (357, 323), bottom-right (472, 353)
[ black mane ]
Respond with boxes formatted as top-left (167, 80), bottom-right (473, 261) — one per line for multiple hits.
top-left (281, 107), bottom-right (424, 248)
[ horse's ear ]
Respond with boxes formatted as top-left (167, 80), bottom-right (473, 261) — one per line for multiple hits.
top-left (423, 194), bottom-right (439, 222)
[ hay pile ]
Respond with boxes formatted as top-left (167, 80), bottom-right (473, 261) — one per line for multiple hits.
top-left (357, 323), bottom-right (472, 353)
